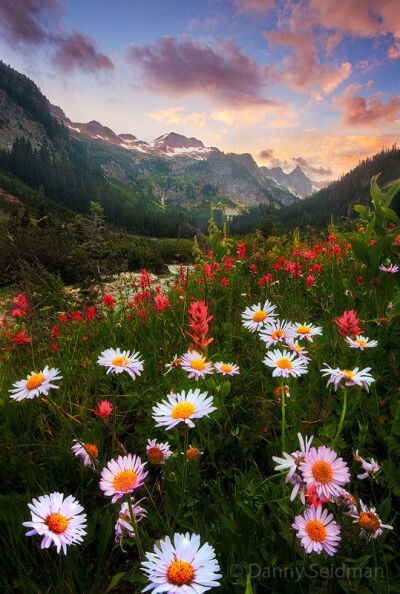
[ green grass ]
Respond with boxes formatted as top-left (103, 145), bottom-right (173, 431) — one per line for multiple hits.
top-left (0, 221), bottom-right (399, 593)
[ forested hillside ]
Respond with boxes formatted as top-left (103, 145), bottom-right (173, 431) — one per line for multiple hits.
top-left (278, 146), bottom-right (400, 228)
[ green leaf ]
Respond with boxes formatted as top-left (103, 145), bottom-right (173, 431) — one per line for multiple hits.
top-left (381, 207), bottom-right (400, 224)
top-left (370, 174), bottom-right (382, 208)
top-left (385, 180), bottom-right (400, 206)
top-left (106, 572), bottom-right (126, 593)
top-left (354, 204), bottom-right (369, 218)
top-left (245, 573), bottom-right (254, 594)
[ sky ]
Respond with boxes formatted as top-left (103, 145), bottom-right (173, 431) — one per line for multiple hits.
top-left (0, 0), bottom-right (399, 180)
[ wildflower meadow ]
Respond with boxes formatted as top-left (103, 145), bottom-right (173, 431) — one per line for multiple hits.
top-left (1, 178), bottom-right (399, 593)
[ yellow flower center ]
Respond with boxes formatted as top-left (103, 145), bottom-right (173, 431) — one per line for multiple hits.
top-left (276, 357), bottom-right (293, 369)
top-left (113, 470), bottom-right (138, 492)
top-left (355, 339), bottom-right (367, 347)
top-left (305, 519), bottom-right (327, 543)
top-left (171, 402), bottom-right (196, 419)
top-left (220, 363), bottom-right (233, 373)
top-left (26, 373), bottom-right (45, 391)
top-left (112, 355), bottom-right (130, 367)
top-left (147, 446), bottom-right (164, 465)
top-left (187, 447), bottom-right (201, 460)
top-left (45, 513), bottom-right (69, 534)
top-left (359, 512), bottom-right (380, 533)
top-left (190, 358), bottom-right (206, 371)
top-left (297, 325), bottom-right (311, 335)
top-left (312, 460), bottom-right (333, 484)
top-left (167, 560), bottom-right (195, 586)
top-left (342, 369), bottom-right (355, 379)
top-left (252, 310), bottom-right (267, 322)
top-left (84, 443), bottom-right (98, 458)
top-left (271, 329), bottom-right (284, 340)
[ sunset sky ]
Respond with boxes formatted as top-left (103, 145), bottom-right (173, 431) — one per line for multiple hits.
top-left (1, 0), bottom-right (399, 180)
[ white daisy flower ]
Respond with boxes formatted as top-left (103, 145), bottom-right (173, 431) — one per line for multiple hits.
top-left (71, 440), bottom-right (98, 469)
top-left (152, 389), bottom-right (216, 431)
top-left (263, 349), bottom-right (309, 378)
top-left (115, 498), bottom-right (146, 544)
top-left (353, 450), bottom-right (380, 480)
top-left (99, 454), bottom-right (148, 504)
top-left (351, 500), bottom-right (393, 540)
top-left (259, 319), bottom-right (295, 348)
top-left (286, 339), bottom-right (311, 361)
top-left (241, 300), bottom-right (277, 332)
top-left (180, 351), bottom-right (213, 381)
top-left (345, 335), bottom-right (378, 350)
top-left (321, 364), bottom-right (375, 392)
top-left (164, 354), bottom-right (181, 375)
top-left (9, 366), bottom-right (62, 401)
top-left (146, 439), bottom-right (172, 465)
top-left (292, 323), bottom-right (322, 342)
top-left (273, 433), bottom-right (313, 502)
top-left (97, 348), bottom-right (143, 380)
top-left (300, 445), bottom-right (350, 499)
top-left (379, 263), bottom-right (399, 273)
top-left (141, 532), bottom-right (222, 592)
top-left (23, 492), bottom-right (87, 554)
top-left (292, 506), bottom-right (341, 556)
top-left (214, 361), bottom-right (240, 376)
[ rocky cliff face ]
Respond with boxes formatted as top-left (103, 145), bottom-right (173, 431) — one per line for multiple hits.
top-left (0, 89), bottom-right (54, 152)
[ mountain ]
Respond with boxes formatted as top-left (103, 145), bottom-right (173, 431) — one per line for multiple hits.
top-left (48, 108), bottom-right (300, 208)
top-left (278, 146), bottom-right (400, 228)
top-left (260, 165), bottom-right (320, 198)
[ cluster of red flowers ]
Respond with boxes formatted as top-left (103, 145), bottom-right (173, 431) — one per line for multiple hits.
top-left (12, 293), bottom-right (30, 319)
top-left (102, 294), bottom-right (114, 309)
top-left (185, 299), bottom-right (213, 350)
top-left (335, 310), bottom-right (363, 338)
top-left (138, 269), bottom-right (151, 288)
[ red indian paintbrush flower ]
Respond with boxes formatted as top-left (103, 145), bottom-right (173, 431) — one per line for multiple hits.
top-left (185, 300), bottom-right (213, 350)
top-left (11, 330), bottom-right (31, 344)
top-left (335, 310), bottom-right (363, 338)
top-left (94, 400), bottom-right (113, 418)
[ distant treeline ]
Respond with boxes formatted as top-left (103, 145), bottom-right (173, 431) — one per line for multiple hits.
top-left (277, 146), bottom-right (400, 228)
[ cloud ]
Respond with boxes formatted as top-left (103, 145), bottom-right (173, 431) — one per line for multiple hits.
top-left (0, 0), bottom-right (113, 74)
top-left (52, 32), bottom-right (114, 73)
top-left (292, 156), bottom-right (333, 177)
top-left (258, 148), bottom-right (288, 168)
top-left (146, 106), bottom-right (208, 128)
top-left (234, 0), bottom-right (274, 14)
top-left (335, 84), bottom-right (400, 127)
top-left (126, 36), bottom-right (279, 107)
top-left (287, 0), bottom-right (400, 43)
top-left (388, 40), bottom-right (400, 59)
top-left (366, 80), bottom-right (374, 89)
top-left (264, 30), bottom-right (351, 95)
top-left (0, 0), bottom-right (62, 47)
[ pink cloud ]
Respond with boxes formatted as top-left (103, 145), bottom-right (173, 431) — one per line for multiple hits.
top-left (288, 0), bottom-right (400, 42)
top-left (264, 30), bottom-right (351, 95)
top-left (336, 84), bottom-right (400, 126)
top-left (234, 0), bottom-right (275, 14)
top-left (388, 40), bottom-right (400, 59)
top-left (292, 156), bottom-right (333, 177)
top-left (127, 36), bottom-right (278, 107)
top-left (0, 0), bottom-right (62, 47)
top-left (52, 32), bottom-right (114, 73)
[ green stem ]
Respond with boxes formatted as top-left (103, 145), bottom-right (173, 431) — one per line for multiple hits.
top-left (281, 381), bottom-right (286, 452)
top-left (127, 495), bottom-right (144, 560)
top-left (331, 390), bottom-right (348, 449)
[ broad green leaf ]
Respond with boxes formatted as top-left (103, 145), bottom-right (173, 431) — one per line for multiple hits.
top-left (385, 179), bottom-right (400, 206)
top-left (106, 572), bottom-right (126, 593)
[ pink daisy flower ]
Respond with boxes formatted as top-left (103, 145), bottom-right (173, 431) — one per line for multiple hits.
top-left (292, 505), bottom-right (341, 555)
top-left (300, 446), bottom-right (350, 499)
top-left (99, 454), bottom-right (148, 504)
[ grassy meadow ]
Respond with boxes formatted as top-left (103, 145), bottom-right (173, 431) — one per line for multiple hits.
top-left (0, 179), bottom-right (399, 593)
